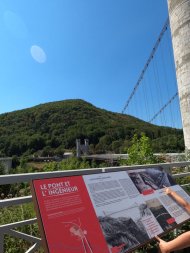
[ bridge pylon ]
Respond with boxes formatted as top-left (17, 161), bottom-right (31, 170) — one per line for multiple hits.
top-left (167, 0), bottom-right (190, 152)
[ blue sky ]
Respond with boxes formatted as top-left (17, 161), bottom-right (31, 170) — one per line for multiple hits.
top-left (0, 0), bottom-right (181, 127)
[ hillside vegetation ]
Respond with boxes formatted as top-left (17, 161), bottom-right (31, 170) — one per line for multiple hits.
top-left (0, 99), bottom-right (184, 156)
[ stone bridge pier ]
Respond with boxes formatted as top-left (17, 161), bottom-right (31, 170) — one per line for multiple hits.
top-left (167, 0), bottom-right (190, 152)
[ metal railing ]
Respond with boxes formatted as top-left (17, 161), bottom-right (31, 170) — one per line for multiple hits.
top-left (0, 161), bottom-right (190, 253)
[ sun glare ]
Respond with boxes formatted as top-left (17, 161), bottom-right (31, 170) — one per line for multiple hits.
top-left (30, 45), bottom-right (47, 64)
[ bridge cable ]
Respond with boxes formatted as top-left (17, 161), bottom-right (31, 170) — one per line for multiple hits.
top-left (142, 75), bottom-right (150, 121)
top-left (122, 18), bottom-right (169, 114)
top-left (160, 30), bottom-right (175, 127)
top-left (148, 92), bottom-right (178, 123)
top-left (152, 56), bottom-right (166, 126)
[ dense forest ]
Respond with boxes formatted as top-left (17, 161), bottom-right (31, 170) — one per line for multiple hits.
top-left (0, 99), bottom-right (184, 157)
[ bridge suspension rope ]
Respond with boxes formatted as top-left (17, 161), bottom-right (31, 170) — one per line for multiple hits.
top-left (148, 92), bottom-right (178, 123)
top-left (122, 18), bottom-right (169, 114)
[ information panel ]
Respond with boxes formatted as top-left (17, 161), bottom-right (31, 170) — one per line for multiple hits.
top-left (31, 168), bottom-right (190, 253)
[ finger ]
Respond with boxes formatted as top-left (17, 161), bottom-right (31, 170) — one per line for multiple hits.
top-left (155, 236), bottom-right (161, 242)
top-left (162, 186), bottom-right (169, 194)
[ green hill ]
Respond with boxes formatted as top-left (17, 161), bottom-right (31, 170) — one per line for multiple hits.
top-left (0, 99), bottom-right (184, 156)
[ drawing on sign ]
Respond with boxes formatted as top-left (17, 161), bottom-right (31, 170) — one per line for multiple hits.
top-left (63, 219), bottom-right (93, 253)
top-left (127, 168), bottom-right (175, 195)
top-left (98, 203), bottom-right (150, 253)
top-left (146, 198), bottom-right (177, 230)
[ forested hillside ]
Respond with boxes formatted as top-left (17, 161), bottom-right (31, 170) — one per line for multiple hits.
top-left (0, 99), bottom-right (184, 156)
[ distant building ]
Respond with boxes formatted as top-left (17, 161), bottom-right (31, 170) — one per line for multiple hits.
top-left (0, 157), bottom-right (12, 174)
top-left (76, 139), bottom-right (89, 157)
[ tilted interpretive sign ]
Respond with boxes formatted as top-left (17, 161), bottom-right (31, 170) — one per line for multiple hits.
top-left (31, 167), bottom-right (190, 253)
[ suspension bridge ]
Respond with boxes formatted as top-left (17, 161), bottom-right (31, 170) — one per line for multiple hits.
top-left (121, 0), bottom-right (190, 152)
top-left (121, 18), bottom-right (181, 129)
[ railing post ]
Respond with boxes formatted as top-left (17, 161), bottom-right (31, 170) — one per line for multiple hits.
top-left (0, 233), bottom-right (4, 253)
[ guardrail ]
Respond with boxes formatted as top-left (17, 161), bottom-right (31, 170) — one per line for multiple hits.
top-left (0, 161), bottom-right (190, 253)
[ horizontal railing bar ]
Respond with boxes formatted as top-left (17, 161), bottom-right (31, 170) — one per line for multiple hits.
top-left (110, 161), bottom-right (190, 169)
top-left (0, 218), bottom-right (37, 232)
top-left (25, 243), bottom-right (41, 253)
top-left (181, 183), bottom-right (190, 187)
top-left (0, 161), bottom-right (190, 185)
top-left (101, 161), bottom-right (190, 174)
top-left (1, 170), bottom-right (189, 208)
top-left (0, 196), bottom-right (32, 208)
top-left (0, 168), bottom-right (102, 185)
top-left (0, 162), bottom-right (189, 209)
top-left (7, 229), bottom-right (41, 244)
top-left (172, 172), bottom-right (190, 178)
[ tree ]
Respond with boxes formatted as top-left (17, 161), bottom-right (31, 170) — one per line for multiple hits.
top-left (125, 133), bottom-right (158, 165)
top-left (27, 134), bottom-right (45, 151)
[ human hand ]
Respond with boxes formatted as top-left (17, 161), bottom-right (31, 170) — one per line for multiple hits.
top-left (163, 186), bottom-right (172, 195)
top-left (155, 236), bottom-right (169, 253)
